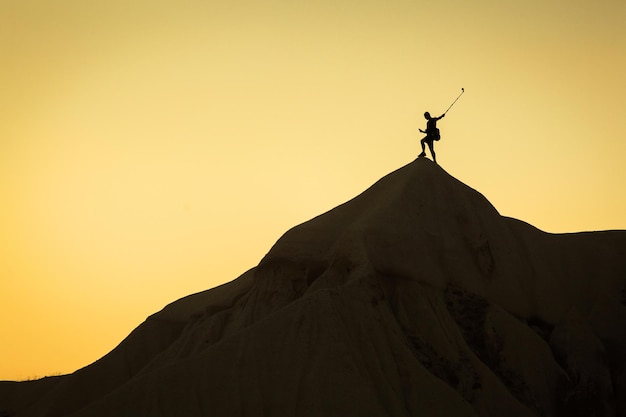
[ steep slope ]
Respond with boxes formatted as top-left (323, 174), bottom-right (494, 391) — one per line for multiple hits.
top-left (2, 158), bottom-right (625, 417)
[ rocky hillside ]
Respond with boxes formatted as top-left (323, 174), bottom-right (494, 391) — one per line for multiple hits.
top-left (2, 158), bottom-right (625, 417)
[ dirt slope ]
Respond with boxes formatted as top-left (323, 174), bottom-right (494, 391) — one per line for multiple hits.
top-left (2, 158), bottom-right (625, 417)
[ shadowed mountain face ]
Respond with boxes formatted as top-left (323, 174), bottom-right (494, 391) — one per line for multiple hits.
top-left (2, 158), bottom-right (626, 417)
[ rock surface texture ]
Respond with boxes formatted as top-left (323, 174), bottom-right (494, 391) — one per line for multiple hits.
top-left (2, 158), bottom-right (626, 417)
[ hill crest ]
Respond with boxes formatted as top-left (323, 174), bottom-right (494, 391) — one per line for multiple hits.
top-left (2, 158), bottom-right (626, 417)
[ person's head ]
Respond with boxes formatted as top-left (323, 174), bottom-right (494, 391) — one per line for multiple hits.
top-left (424, 112), bottom-right (431, 120)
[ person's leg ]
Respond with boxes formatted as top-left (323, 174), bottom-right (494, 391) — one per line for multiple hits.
top-left (427, 141), bottom-right (436, 164)
top-left (419, 137), bottom-right (427, 157)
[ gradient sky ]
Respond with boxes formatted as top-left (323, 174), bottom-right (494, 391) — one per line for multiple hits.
top-left (1, 0), bottom-right (624, 381)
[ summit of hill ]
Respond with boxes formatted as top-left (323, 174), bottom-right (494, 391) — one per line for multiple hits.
top-left (2, 158), bottom-right (626, 417)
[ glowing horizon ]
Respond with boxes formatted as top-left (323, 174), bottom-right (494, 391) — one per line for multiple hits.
top-left (1, 0), bottom-right (625, 381)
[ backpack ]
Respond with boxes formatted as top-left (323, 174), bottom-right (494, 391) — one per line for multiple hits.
top-left (431, 128), bottom-right (440, 141)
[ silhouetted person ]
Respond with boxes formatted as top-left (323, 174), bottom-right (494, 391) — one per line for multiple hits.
top-left (418, 111), bottom-right (445, 164)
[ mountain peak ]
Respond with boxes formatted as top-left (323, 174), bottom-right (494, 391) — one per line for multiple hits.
top-left (3, 162), bottom-right (626, 417)
top-left (260, 157), bottom-right (504, 299)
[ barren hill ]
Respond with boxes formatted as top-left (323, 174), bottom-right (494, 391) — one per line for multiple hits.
top-left (2, 158), bottom-right (626, 417)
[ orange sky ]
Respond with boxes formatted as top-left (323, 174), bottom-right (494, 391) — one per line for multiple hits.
top-left (1, 0), bottom-right (625, 381)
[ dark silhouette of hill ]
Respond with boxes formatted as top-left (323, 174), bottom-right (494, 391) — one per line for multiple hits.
top-left (2, 158), bottom-right (626, 417)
